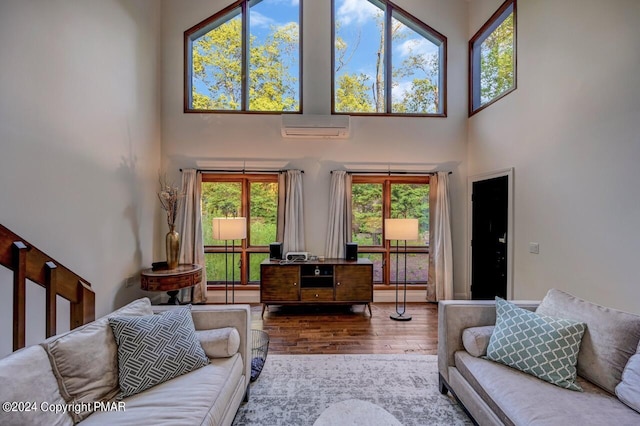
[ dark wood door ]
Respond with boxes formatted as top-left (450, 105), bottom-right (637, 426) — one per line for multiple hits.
top-left (471, 176), bottom-right (508, 300)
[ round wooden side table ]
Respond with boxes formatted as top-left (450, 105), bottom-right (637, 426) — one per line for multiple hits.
top-left (140, 264), bottom-right (203, 305)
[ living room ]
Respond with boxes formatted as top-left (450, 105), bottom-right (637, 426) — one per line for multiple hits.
top-left (1, 0), bottom-right (639, 424)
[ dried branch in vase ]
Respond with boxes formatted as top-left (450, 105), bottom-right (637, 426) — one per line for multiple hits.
top-left (158, 174), bottom-right (184, 229)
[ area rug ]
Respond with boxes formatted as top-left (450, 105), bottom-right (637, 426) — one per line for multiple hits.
top-left (233, 354), bottom-right (473, 425)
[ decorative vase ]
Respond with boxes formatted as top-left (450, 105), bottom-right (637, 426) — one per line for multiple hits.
top-left (166, 225), bottom-right (180, 269)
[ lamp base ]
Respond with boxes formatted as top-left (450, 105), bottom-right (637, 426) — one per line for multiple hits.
top-left (390, 313), bottom-right (412, 321)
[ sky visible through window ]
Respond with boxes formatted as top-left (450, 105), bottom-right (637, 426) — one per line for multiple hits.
top-left (249, 0), bottom-right (300, 108)
top-left (334, 0), bottom-right (442, 114)
top-left (189, 0), bottom-right (441, 113)
top-left (190, 0), bottom-right (301, 111)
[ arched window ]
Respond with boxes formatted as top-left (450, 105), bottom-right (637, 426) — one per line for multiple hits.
top-left (332, 0), bottom-right (447, 116)
top-left (185, 0), bottom-right (301, 113)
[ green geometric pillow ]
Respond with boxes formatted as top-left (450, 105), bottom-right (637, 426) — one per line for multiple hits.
top-left (486, 297), bottom-right (586, 391)
top-left (109, 306), bottom-right (209, 398)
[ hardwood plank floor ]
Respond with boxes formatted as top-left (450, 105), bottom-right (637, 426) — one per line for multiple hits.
top-left (250, 302), bottom-right (439, 355)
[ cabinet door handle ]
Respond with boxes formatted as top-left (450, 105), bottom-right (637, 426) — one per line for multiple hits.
top-left (293, 282), bottom-right (297, 286)
top-left (315, 294), bottom-right (319, 298)
top-left (337, 282), bottom-right (341, 286)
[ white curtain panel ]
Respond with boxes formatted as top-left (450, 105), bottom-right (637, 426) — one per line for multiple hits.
top-left (279, 170), bottom-right (305, 253)
top-left (177, 169), bottom-right (207, 303)
top-left (428, 172), bottom-right (453, 301)
top-left (324, 171), bottom-right (352, 258)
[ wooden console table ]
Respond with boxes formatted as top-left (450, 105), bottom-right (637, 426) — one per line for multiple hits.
top-left (260, 258), bottom-right (373, 317)
top-left (140, 264), bottom-right (202, 305)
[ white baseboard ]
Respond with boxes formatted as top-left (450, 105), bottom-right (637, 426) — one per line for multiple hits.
top-left (455, 292), bottom-right (469, 300)
top-left (205, 290), bottom-right (260, 304)
top-left (373, 289), bottom-right (427, 303)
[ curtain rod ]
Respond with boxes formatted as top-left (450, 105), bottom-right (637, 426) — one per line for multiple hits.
top-left (331, 170), bottom-right (452, 175)
top-left (180, 168), bottom-right (304, 174)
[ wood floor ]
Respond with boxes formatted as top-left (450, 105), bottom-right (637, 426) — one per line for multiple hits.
top-left (250, 302), bottom-right (439, 355)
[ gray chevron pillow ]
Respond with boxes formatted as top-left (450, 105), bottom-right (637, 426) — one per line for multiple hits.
top-left (109, 306), bottom-right (209, 398)
top-left (485, 297), bottom-right (586, 391)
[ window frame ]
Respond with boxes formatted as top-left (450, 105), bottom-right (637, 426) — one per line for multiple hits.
top-left (331, 0), bottom-right (447, 117)
top-left (351, 175), bottom-right (430, 287)
top-left (201, 173), bottom-right (279, 288)
top-left (469, 0), bottom-right (517, 116)
top-left (184, 0), bottom-right (303, 114)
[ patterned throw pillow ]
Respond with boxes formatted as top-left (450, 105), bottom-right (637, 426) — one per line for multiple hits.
top-left (109, 306), bottom-right (209, 398)
top-left (616, 343), bottom-right (640, 413)
top-left (485, 297), bottom-right (586, 391)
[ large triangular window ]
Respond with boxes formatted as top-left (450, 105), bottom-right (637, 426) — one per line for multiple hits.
top-left (333, 0), bottom-right (447, 116)
top-left (185, 0), bottom-right (301, 113)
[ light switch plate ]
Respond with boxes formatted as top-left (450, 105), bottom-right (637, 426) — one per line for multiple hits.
top-left (529, 242), bottom-right (539, 254)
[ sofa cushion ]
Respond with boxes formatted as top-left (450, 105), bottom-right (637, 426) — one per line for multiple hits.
top-left (455, 350), bottom-right (640, 426)
top-left (616, 341), bottom-right (640, 413)
top-left (486, 297), bottom-right (585, 391)
top-left (109, 306), bottom-right (209, 399)
top-left (41, 297), bottom-right (153, 423)
top-left (196, 327), bottom-right (240, 358)
top-left (0, 345), bottom-right (72, 426)
top-left (536, 288), bottom-right (640, 394)
top-left (80, 354), bottom-right (245, 426)
top-left (462, 326), bottom-right (494, 357)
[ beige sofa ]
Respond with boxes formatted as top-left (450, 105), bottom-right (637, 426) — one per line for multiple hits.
top-left (0, 298), bottom-right (251, 426)
top-left (438, 289), bottom-right (640, 425)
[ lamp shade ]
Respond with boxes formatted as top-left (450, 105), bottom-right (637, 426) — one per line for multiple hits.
top-left (385, 218), bottom-right (419, 241)
top-left (212, 217), bottom-right (247, 240)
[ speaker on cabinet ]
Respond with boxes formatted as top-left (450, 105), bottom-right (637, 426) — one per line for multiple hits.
top-left (269, 242), bottom-right (283, 260)
top-left (345, 242), bottom-right (358, 261)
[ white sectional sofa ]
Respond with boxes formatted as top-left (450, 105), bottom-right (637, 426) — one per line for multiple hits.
top-left (0, 298), bottom-right (251, 426)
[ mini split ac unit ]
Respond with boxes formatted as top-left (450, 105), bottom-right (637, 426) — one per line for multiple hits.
top-left (281, 114), bottom-right (350, 139)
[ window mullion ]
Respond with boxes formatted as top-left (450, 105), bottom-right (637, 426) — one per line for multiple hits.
top-left (384, 4), bottom-right (393, 114)
top-left (241, 0), bottom-right (249, 110)
top-left (383, 179), bottom-right (392, 284)
top-left (241, 177), bottom-right (249, 284)
top-left (242, 178), bottom-right (250, 247)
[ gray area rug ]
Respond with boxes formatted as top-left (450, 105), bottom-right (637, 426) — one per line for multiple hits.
top-left (233, 354), bottom-right (472, 425)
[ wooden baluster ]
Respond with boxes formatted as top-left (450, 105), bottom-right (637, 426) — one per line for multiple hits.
top-left (45, 261), bottom-right (57, 338)
top-left (71, 282), bottom-right (95, 329)
top-left (12, 241), bottom-right (27, 351)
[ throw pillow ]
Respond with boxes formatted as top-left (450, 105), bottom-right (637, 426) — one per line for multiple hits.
top-left (486, 297), bottom-right (586, 391)
top-left (195, 327), bottom-right (240, 358)
top-left (41, 297), bottom-right (153, 423)
top-left (536, 288), bottom-right (640, 394)
top-left (615, 341), bottom-right (640, 413)
top-left (462, 326), bottom-right (495, 357)
top-left (109, 306), bottom-right (209, 399)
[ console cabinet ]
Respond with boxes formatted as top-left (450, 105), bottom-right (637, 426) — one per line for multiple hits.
top-left (260, 258), bottom-right (373, 316)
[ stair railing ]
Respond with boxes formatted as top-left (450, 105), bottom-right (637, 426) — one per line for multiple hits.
top-left (0, 224), bottom-right (95, 351)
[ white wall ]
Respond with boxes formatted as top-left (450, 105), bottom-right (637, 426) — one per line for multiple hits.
top-left (161, 0), bottom-right (470, 300)
top-left (0, 0), bottom-right (162, 356)
top-left (467, 0), bottom-right (640, 313)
